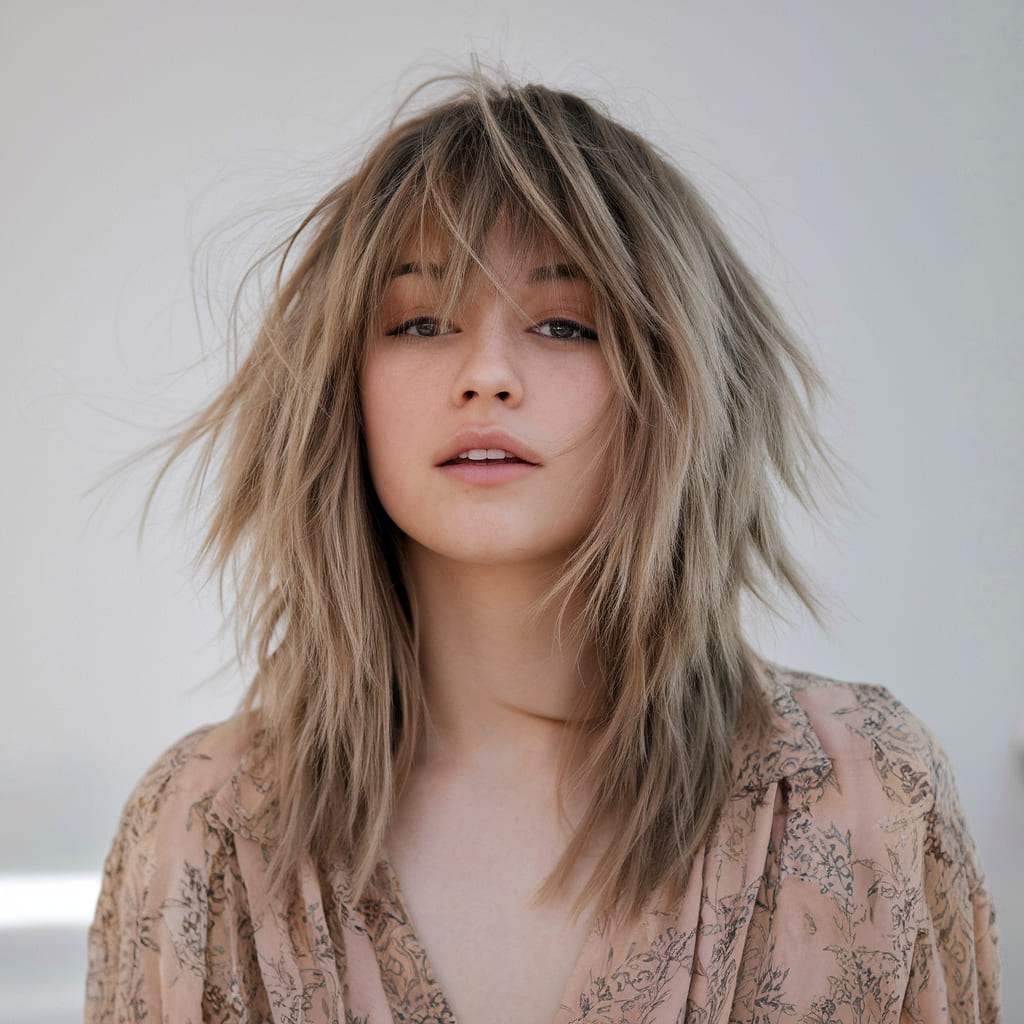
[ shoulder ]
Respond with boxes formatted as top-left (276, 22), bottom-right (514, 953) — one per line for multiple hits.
top-left (111, 716), bottom-right (261, 851)
top-left (88, 717), bottom-right (268, 1019)
top-left (95, 714), bottom-right (266, 917)
top-left (768, 667), bottom-right (986, 890)
top-left (772, 667), bottom-right (948, 813)
top-left (765, 674), bottom-right (1001, 1016)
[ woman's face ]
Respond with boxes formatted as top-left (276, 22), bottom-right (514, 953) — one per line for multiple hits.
top-left (359, 224), bottom-right (614, 573)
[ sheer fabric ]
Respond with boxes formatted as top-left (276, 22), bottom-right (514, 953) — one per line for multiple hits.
top-left (86, 668), bottom-right (1001, 1022)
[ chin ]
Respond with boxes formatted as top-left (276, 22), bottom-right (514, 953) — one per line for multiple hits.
top-left (406, 533), bottom-right (575, 574)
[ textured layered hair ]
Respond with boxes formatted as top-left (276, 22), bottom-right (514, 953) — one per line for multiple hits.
top-left (160, 71), bottom-right (827, 919)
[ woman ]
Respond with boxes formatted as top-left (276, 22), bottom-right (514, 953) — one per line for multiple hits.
top-left (86, 73), bottom-right (1001, 1022)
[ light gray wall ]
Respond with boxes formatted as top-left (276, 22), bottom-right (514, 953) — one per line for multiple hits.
top-left (3, 0), bottom-right (1021, 1014)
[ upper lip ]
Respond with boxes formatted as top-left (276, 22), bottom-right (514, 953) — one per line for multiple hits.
top-left (436, 428), bottom-right (542, 466)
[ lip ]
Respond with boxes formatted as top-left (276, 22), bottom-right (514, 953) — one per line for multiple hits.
top-left (435, 428), bottom-right (542, 468)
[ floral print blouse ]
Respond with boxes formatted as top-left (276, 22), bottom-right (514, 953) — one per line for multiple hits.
top-left (86, 668), bottom-right (1001, 1022)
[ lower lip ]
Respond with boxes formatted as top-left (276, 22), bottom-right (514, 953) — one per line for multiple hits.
top-left (439, 461), bottom-right (537, 485)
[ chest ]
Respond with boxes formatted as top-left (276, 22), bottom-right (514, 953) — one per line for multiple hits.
top-left (383, 769), bottom-right (600, 1023)
top-left (384, 864), bottom-right (595, 1024)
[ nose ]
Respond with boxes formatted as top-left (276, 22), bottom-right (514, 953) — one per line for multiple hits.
top-left (450, 317), bottom-right (524, 408)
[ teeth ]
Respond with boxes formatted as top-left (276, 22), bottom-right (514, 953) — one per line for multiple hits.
top-left (459, 449), bottom-right (510, 461)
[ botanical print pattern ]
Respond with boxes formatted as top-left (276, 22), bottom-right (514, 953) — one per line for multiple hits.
top-left (86, 668), bottom-right (1001, 1022)
top-left (357, 863), bottom-right (457, 1024)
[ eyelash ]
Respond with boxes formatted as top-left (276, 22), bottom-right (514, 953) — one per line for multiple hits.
top-left (532, 318), bottom-right (599, 343)
top-left (385, 317), bottom-right (454, 339)
top-left (385, 316), bottom-right (599, 343)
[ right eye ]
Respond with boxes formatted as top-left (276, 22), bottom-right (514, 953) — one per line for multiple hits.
top-left (385, 317), bottom-right (455, 338)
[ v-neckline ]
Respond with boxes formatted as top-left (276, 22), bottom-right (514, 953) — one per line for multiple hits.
top-left (361, 859), bottom-right (458, 1021)
top-left (359, 858), bottom-right (610, 1024)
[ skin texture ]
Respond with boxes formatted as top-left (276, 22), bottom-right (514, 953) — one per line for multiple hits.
top-left (359, 226), bottom-right (614, 1023)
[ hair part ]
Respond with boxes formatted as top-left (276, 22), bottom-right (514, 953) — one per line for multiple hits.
top-left (156, 69), bottom-right (832, 921)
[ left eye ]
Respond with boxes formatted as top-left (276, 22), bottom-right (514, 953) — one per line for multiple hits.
top-left (532, 319), bottom-right (599, 342)
top-left (386, 317), bottom-right (455, 338)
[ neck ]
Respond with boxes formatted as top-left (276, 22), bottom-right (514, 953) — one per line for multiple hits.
top-left (404, 543), bottom-right (598, 766)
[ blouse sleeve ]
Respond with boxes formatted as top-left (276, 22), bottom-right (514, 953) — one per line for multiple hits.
top-left (900, 730), bottom-right (1001, 1023)
top-left (85, 727), bottom-right (228, 1023)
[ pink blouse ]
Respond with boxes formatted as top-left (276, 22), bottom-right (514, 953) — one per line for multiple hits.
top-left (86, 668), bottom-right (1001, 1022)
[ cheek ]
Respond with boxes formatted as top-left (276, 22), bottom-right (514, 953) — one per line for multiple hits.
top-left (360, 346), bottom-right (415, 442)
top-left (359, 363), bottom-right (401, 499)
top-left (553, 357), bottom-right (614, 444)
top-left (359, 358), bottom-right (432, 522)
top-left (574, 363), bottom-right (616, 495)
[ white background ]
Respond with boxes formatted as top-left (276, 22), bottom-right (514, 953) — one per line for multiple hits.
top-left (3, 0), bottom-right (1021, 1017)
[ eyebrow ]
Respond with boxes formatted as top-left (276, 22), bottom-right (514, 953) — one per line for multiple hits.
top-left (390, 261), bottom-right (444, 279)
top-left (388, 261), bottom-right (585, 284)
top-left (526, 263), bottom-right (583, 284)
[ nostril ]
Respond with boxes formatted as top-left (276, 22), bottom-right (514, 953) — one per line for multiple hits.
top-left (497, 391), bottom-right (510, 401)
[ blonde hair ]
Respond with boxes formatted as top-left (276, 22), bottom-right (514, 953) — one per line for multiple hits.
top-left (159, 71), bottom-right (828, 919)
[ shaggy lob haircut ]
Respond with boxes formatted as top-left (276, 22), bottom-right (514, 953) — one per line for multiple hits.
top-left (161, 72), bottom-right (828, 920)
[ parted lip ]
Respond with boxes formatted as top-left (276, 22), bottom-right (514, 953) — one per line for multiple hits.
top-left (436, 428), bottom-right (542, 466)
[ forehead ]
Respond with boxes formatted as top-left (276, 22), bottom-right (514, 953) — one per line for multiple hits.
top-left (388, 221), bottom-right (587, 294)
